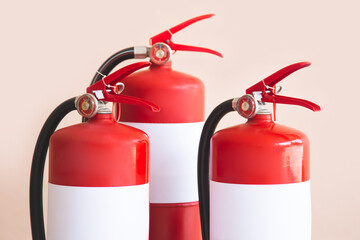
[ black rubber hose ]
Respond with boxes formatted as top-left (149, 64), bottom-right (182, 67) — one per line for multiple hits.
top-left (30, 97), bottom-right (76, 240)
top-left (30, 48), bottom-right (134, 239)
top-left (90, 47), bottom-right (135, 85)
top-left (198, 99), bottom-right (234, 240)
top-left (83, 47), bottom-right (135, 123)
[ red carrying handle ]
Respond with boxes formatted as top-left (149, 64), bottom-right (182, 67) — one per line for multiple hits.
top-left (246, 62), bottom-right (311, 94)
top-left (87, 62), bottom-right (160, 112)
top-left (149, 14), bottom-right (223, 57)
top-left (87, 62), bottom-right (150, 93)
top-left (246, 61), bottom-right (321, 112)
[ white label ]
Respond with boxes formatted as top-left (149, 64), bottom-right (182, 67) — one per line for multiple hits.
top-left (47, 183), bottom-right (149, 240)
top-left (121, 122), bottom-right (203, 203)
top-left (210, 180), bottom-right (311, 240)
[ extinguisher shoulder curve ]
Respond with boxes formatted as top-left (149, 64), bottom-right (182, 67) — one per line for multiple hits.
top-left (122, 66), bottom-right (204, 86)
top-left (50, 119), bottom-right (150, 143)
top-left (211, 123), bottom-right (248, 141)
top-left (211, 122), bottom-right (310, 146)
top-left (119, 67), bottom-right (205, 123)
top-left (49, 122), bottom-right (86, 142)
top-left (272, 123), bottom-right (310, 142)
top-left (116, 122), bottom-right (150, 140)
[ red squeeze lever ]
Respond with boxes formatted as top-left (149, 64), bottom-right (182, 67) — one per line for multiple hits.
top-left (246, 62), bottom-right (321, 112)
top-left (87, 62), bottom-right (160, 112)
top-left (150, 14), bottom-right (223, 57)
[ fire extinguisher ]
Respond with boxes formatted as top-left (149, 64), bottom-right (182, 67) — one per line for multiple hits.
top-left (198, 62), bottom-right (321, 240)
top-left (29, 62), bottom-right (159, 240)
top-left (85, 14), bottom-right (222, 240)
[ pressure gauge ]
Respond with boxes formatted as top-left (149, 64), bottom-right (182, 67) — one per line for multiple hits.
top-left (149, 42), bottom-right (172, 65)
top-left (75, 93), bottom-right (98, 118)
top-left (233, 94), bottom-right (258, 119)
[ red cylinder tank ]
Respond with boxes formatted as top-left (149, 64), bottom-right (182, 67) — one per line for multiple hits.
top-left (209, 114), bottom-right (311, 240)
top-left (120, 63), bottom-right (204, 240)
top-left (48, 113), bottom-right (150, 240)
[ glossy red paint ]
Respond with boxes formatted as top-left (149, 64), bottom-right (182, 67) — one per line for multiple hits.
top-left (49, 114), bottom-right (149, 187)
top-left (245, 62), bottom-right (320, 112)
top-left (211, 114), bottom-right (310, 184)
top-left (150, 202), bottom-right (202, 240)
top-left (120, 62), bottom-right (204, 123)
top-left (149, 14), bottom-right (222, 57)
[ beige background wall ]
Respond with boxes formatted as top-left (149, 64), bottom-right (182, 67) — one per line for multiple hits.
top-left (1, 0), bottom-right (359, 239)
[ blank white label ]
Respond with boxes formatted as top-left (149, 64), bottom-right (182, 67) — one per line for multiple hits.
top-left (47, 183), bottom-right (149, 240)
top-left (121, 122), bottom-right (203, 203)
top-left (210, 180), bottom-right (311, 240)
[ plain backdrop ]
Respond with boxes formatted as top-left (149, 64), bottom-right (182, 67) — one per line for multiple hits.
top-left (1, 0), bottom-right (359, 239)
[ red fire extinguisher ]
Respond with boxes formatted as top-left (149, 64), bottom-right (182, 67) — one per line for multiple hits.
top-left (120, 14), bottom-right (222, 240)
top-left (198, 62), bottom-right (321, 240)
top-left (30, 62), bottom-right (159, 240)
top-left (85, 14), bottom-right (222, 240)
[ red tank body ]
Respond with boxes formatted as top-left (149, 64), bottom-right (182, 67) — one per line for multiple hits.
top-left (211, 114), bottom-right (310, 185)
top-left (48, 113), bottom-right (150, 239)
top-left (120, 63), bottom-right (204, 240)
top-left (49, 114), bottom-right (149, 186)
top-left (209, 114), bottom-right (312, 240)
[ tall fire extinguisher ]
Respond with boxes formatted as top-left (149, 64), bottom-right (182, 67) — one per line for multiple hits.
top-left (198, 62), bottom-right (321, 240)
top-left (29, 62), bottom-right (159, 240)
top-left (85, 14), bottom-right (222, 240)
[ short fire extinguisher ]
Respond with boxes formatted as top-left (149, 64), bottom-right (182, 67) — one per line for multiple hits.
top-left (198, 62), bottom-right (321, 240)
top-left (29, 62), bottom-right (159, 240)
top-left (85, 14), bottom-right (222, 240)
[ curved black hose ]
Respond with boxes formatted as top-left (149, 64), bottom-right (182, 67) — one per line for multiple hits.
top-left (83, 47), bottom-right (135, 122)
top-left (30, 48), bottom-right (134, 239)
top-left (198, 99), bottom-right (234, 240)
top-left (30, 97), bottom-right (76, 240)
top-left (90, 47), bottom-right (135, 85)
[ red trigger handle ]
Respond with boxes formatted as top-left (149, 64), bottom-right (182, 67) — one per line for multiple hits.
top-left (87, 62), bottom-right (151, 93)
top-left (103, 91), bottom-right (160, 112)
top-left (86, 62), bottom-right (160, 112)
top-left (170, 43), bottom-right (222, 57)
top-left (168, 14), bottom-right (215, 35)
top-left (246, 62), bottom-right (311, 94)
top-left (245, 61), bottom-right (321, 112)
top-left (150, 14), bottom-right (223, 57)
top-left (262, 92), bottom-right (321, 112)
